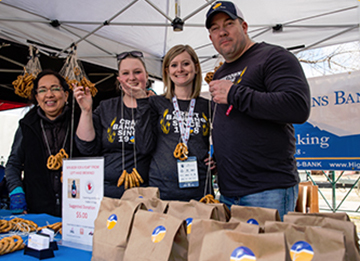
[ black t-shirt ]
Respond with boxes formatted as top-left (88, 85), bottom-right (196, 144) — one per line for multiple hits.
top-left (136, 95), bottom-right (211, 201)
top-left (212, 42), bottom-right (310, 197)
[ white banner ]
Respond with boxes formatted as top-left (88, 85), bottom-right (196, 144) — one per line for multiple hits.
top-left (307, 70), bottom-right (360, 136)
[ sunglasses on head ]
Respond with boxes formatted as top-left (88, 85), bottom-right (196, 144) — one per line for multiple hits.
top-left (116, 51), bottom-right (144, 61)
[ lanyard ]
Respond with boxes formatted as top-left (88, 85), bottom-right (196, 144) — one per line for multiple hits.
top-left (172, 96), bottom-right (196, 147)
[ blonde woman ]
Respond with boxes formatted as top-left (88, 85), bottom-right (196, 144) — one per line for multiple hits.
top-left (74, 51), bottom-right (152, 198)
top-left (135, 45), bottom-right (213, 201)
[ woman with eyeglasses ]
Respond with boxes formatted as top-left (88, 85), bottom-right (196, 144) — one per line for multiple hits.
top-left (5, 69), bottom-right (80, 216)
top-left (74, 51), bottom-right (153, 198)
top-left (135, 45), bottom-right (215, 202)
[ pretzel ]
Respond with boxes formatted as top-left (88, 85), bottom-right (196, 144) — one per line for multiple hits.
top-left (117, 168), bottom-right (144, 190)
top-left (173, 142), bottom-right (188, 161)
top-left (47, 148), bottom-right (69, 170)
top-left (0, 220), bottom-right (12, 233)
top-left (73, 67), bottom-right (81, 76)
top-left (204, 72), bottom-right (214, 84)
top-left (9, 217), bottom-right (38, 232)
top-left (12, 72), bottom-right (36, 99)
top-left (0, 235), bottom-right (24, 255)
top-left (37, 222), bottom-right (62, 233)
top-left (204, 62), bottom-right (223, 84)
top-left (199, 194), bottom-right (220, 204)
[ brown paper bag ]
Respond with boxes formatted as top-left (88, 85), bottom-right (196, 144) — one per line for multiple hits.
top-left (167, 200), bottom-right (221, 239)
top-left (168, 200), bottom-right (220, 220)
top-left (288, 211), bottom-right (351, 221)
top-left (203, 202), bottom-right (230, 222)
top-left (134, 197), bottom-right (169, 213)
top-left (198, 230), bottom-right (290, 261)
top-left (265, 221), bottom-right (346, 261)
top-left (188, 219), bottom-right (259, 261)
top-left (91, 197), bottom-right (146, 261)
top-left (123, 209), bottom-right (188, 261)
top-left (295, 181), bottom-right (319, 213)
top-left (230, 205), bottom-right (280, 231)
top-left (120, 186), bottom-right (160, 200)
top-left (284, 214), bottom-right (360, 261)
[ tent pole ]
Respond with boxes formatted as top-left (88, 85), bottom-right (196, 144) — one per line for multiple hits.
top-left (55, 0), bottom-right (139, 57)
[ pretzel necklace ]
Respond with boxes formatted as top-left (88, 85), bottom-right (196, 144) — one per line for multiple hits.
top-left (173, 142), bottom-right (188, 161)
top-left (172, 97), bottom-right (195, 161)
top-left (47, 148), bottom-right (69, 170)
top-left (41, 119), bottom-right (70, 171)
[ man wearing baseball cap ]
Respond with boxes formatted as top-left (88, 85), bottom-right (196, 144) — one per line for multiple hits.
top-left (206, 1), bottom-right (311, 220)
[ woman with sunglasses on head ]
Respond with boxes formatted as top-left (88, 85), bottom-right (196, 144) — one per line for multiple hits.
top-left (5, 69), bottom-right (80, 216)
top-left (74, 51), bottom-right (153, 198)
top-left (135, 44), bottom-right (214, 202)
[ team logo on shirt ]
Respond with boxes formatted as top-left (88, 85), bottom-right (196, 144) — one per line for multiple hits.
top-left (107, 117), bottom-right (135, 144)
top-left (159, 108), bottom-right (210, 136)
top-left (107, 117), bottom-right (117, 143)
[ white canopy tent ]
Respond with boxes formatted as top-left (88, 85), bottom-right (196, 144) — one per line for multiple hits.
top-left (0, 0), bottom-right (359, 81)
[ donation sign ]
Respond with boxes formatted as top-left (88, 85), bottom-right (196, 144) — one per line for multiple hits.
top-left (62, 157), bottom-right (104, 248)
top-left (294, 71), bottom-right (360, 170)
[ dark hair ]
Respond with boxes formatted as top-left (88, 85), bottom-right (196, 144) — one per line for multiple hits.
top-left (30, 69), bottom-right (70, 104)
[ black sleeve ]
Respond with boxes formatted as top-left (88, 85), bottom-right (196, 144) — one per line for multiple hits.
top-left (5, 126), bottom-right (25, 192)
top-left (135, 97), bottom-right (157, 154)
top-left (228, 49), bottom-right (311, 124)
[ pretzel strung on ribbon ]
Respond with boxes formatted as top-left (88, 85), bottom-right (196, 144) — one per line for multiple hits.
top-left (9, 217), bottom-right (38, 232)
top-left (117, 168), bottom-right (144, 190)
top-left (0, 220), bottom-right (12, 233)
top-left (37, 221), bottom-right (62, 234)
top-left (47, 148), bottom-right (69, 170)
top-left (199, 194), bottom-right (220, 204)
top-left (173, 142), bottom-right (188, 161)
top-left (0, 235), bottom-right (25, 255)
top-left (204, 62), bottom-right (223, 84)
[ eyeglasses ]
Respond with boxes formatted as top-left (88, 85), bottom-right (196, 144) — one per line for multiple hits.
top-left (116, 51), bottom-right (144, 61)
top-left (36, 86), bottom-right (63, 95)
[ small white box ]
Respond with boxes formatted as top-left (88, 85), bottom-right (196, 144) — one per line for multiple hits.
top-left (40, 228), bottom-right (55, 242)
top-left (28, 233), bottom-right (50, 250)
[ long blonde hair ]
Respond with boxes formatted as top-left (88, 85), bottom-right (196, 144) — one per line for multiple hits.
top-left (162, 45), bottom-right (202, 100)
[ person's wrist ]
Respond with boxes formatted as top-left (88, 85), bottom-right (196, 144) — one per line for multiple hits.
top-left (10, 187), bottom-right (27, 214)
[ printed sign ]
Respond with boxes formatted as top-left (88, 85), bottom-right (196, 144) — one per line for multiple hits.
top-left (295, 71), bottom-right (360, 170)
top-left (62, 158), bottom-right (104, 248)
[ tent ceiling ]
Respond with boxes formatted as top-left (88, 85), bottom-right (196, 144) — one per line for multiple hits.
top-left (0, 0), bottom-right (359, 80)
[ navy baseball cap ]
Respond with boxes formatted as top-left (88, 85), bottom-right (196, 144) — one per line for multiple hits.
top-left (206, 1), bottom-right (244, 29)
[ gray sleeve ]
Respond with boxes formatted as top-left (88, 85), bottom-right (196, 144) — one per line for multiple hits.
top-left (5, 126), bottom-right (25, 192)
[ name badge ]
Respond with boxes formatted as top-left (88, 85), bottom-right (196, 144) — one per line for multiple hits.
top-left (177, 156), bottom-right (199, 188)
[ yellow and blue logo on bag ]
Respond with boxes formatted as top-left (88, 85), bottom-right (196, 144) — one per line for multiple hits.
top-left (290, 241), bottom-right (314, 261)
top-left (151, 225), bottom-right (166, 243)
top-left (106, 214), bottom-right (117, 230)
top-left (185, 217), bottom-right (193, 234)
top-left (230, 246), bottom-right (256, 261)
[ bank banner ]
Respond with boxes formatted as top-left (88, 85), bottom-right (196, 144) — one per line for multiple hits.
top-left (294, 71), bottom-right (360, 170)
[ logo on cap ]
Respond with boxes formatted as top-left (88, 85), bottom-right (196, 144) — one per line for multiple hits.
top-left (213, 3), bottom-right (222, 10)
